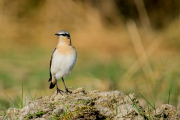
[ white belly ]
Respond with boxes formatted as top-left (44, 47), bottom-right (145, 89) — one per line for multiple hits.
top-left (51, 51), bottom-right (77, 80)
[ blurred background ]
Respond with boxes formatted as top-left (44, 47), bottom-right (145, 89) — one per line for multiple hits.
top-left (0, 0), bottom-right (180, 110)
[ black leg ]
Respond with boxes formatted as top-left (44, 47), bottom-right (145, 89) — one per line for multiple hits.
top-left (62, 78), bottom-right (72, 94)
top-left (56, 77), bottom-right (63, 94)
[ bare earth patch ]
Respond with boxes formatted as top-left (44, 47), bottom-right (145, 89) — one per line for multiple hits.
top-left (2, 87), bottom-right (180, 120)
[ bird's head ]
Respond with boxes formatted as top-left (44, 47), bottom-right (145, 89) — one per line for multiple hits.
top-left (55, 30), bottom-right (71, 45)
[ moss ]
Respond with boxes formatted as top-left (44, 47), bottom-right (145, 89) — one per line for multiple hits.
top-left (60, 112), bottom-right (74, 120)
top-left (60, 105), bottom-right (105, 119)
top-left (59, 106), bottom-right (94, 119)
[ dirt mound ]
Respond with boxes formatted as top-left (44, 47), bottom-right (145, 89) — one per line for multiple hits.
top-left (2, 87), bottom-right (180, 120)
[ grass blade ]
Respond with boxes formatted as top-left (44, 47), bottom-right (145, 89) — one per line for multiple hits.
top-left (34, 82), bottom-right (37, 100)
top-left (16, 96), bottom-right (23, 108)
top-left (25, 98), bottom-right (26, 106)
top-left (138, 92), bottom-right (155, 110)
top-left (153, 99), bottom-right (156, 114)
top-left (147, 102), bottom-right (151, 120)
top-left (51, 101), bottom-right (70, 116)
top-left (25, 112), bottom-right (46, 119)
top-left (22, 83), bottom-right (23, 108)
top-left (59, 101), bottom-right (70, 111)
top-left (168, 88), bottom-right (171, 104)
top-left (4, 92), bottom-right (18, 108)
top-left (28, 90), bottom-right (34, 101)
top-left (3, 110), bottom-right (7, 119)
top-left (128, 95), bottom-right (147, 118)
top-left (113, 92), bottom-right (118, 116)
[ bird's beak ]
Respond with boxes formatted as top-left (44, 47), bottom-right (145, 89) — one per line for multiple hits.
top-left (55, 33), bottom-right (59, 36)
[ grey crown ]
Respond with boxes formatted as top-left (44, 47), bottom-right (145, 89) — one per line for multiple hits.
top-left (56, 30), bottom-right (70, 35)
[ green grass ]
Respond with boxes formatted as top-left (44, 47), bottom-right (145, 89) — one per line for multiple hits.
top-left (2, 110), bottom-right (7, 120)
top-left (128, 95), bottom-right (147, 118)
top-left (138, 92), bottom-right (156, 110)
top-left (147, 103), bottom-right (151, 120)
top-left (168, 88), bottom-right (171, 104)
top-left (2, 82), bottom-right (38, 116)
top-left (1, 47), bottom-right (180, 110)
top-left (4, 83), bottom-right (25, 109)
top-left (50, 101), bottom-right (72, 119)
top-left (153, 99), bottom-right (156, 114)
top-left (25, 112), bottom-right (46, 119)
top-left (113, 92), bottom-right (118, 116)
top-left (28, 84), bottom-right (37, 101)
top-left (22, 83), bottom-right (24, 108)
top-left (4, 92), bottom-right (18, 108)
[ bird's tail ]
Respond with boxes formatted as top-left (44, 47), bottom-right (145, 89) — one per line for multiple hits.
top-left (49, 76), bottom-right (56, 89)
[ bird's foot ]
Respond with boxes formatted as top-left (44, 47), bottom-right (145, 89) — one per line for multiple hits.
top-left (65, 88), bottom-right (72, 94)
top-left (57, 88), bottom-right (63, 95)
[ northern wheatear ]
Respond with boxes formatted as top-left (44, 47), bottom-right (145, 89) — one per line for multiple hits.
top-left (48, 30), bottom-right (77, 94)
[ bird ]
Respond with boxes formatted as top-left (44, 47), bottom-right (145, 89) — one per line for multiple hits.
top-left (48, 30), bottom-right (77, 94)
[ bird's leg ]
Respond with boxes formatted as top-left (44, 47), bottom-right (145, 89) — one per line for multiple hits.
top-left (56, 78), bottom-right (63, 94)
top-left (62, 78), bottom-right (72, 94)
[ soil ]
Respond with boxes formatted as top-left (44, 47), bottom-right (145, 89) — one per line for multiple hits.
top-left (1, 87), bottom-right (180, 120)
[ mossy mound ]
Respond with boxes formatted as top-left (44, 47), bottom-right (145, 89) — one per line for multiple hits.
top-left (2, 87), bottom-right (180, 120)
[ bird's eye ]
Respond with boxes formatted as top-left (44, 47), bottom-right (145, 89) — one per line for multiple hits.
top-left (60, 34), bottom-right (70, 37)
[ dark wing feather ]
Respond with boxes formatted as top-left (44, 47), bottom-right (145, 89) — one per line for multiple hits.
top-left (48, 47), bottom-right (57, 82)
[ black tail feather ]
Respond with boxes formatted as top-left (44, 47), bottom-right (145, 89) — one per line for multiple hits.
top-left (49, 82), bottom-right (56, 89)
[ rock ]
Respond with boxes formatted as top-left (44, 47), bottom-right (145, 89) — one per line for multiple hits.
top-left (72, 87), bottom-right (86, 94)
top-left (154, 108), bottom-right (163, 118)
top-left (6, 108), bottom-right (20, 120)
top-left (160, 104), bottom-right (177, 117)
top-left (74, 96), bottom-right (93, 103)
top-left (174, 111), bottom-right (180, 119)
top-left (97, 106), bottom-right (114, 117)
top-left (35, 118), bottom-right (46, 120)
top-left (2, 87), bottom-right (180, 120)
top-left (0, 116), bottom-right (3, 119)
top-left (52, 108), bottom-right (64, 116)
top-left (96, 98), bottom-right (112, 108)
top-left (114, 104), bottom-right (139, 119)
top-left (19, 106), bottom-right (30, 120)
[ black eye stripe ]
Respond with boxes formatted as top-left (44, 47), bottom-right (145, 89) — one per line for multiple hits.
top-left (60, 34), bottom-right (70, 37)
